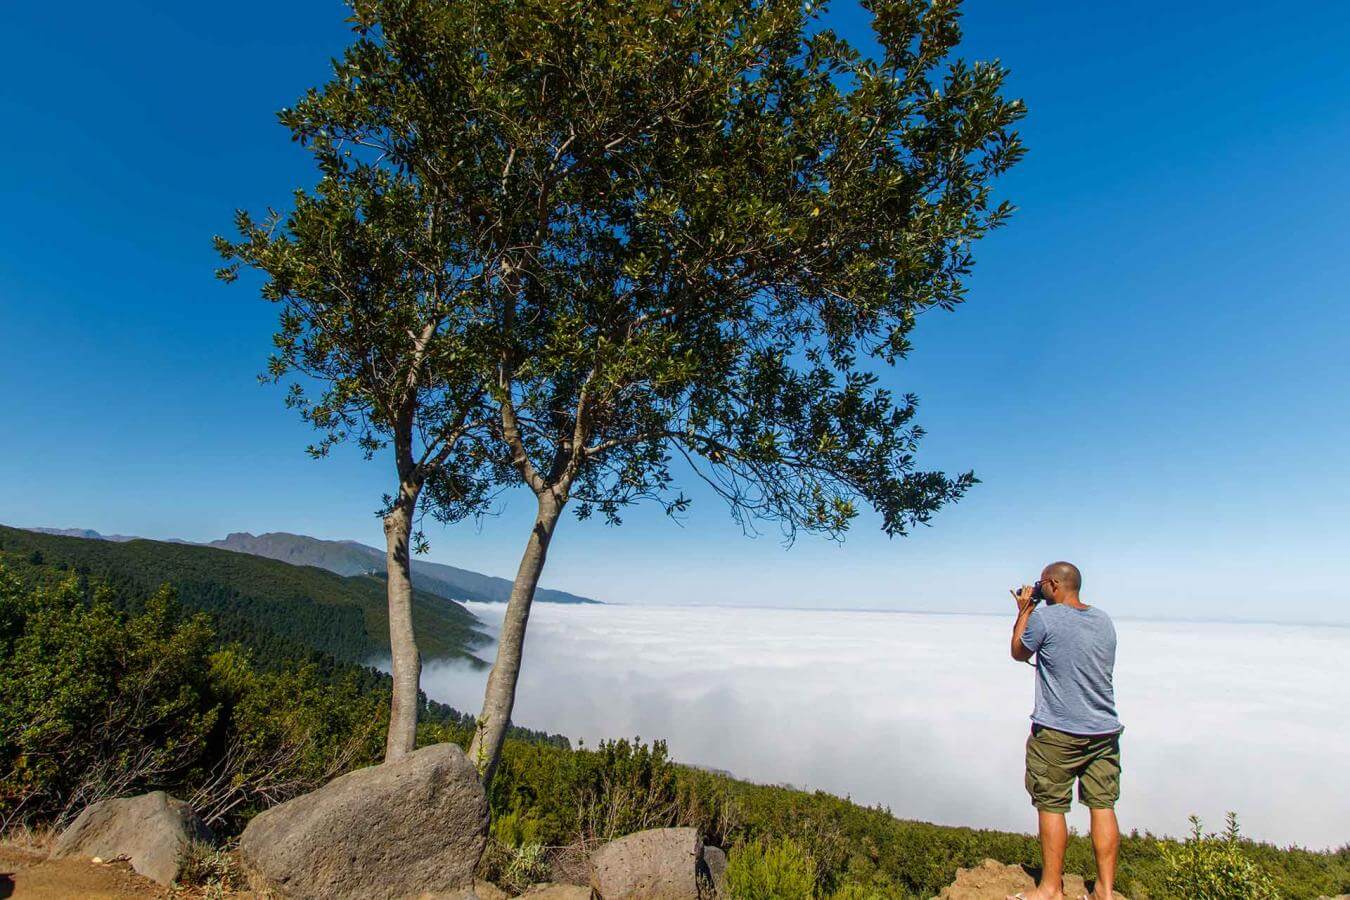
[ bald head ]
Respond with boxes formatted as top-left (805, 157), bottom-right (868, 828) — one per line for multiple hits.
top-left (1042, 561), bottom-right (1082, 592)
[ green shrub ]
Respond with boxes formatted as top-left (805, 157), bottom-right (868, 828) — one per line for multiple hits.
top-left (477, 837), bottom-right (551, 894)
top-left (824, 885), bottom-right (891, 900)
top-left (0, 572), bottom-right (218, 827)
top-left (0, 565), bottom-right (385, 834)
top-left (575, 737), bottom-right (680, 842)
top-left (176, 838), bottom-right (245, 891)
top-left (1158, 813), bottom-right (1281, 900)
top-left (726, 837), bottom-right (818, 900)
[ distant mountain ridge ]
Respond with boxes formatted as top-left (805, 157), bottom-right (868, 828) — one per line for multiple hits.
top-left (208, 532), bottom-right (601, 605)
top-left (23, 526), bottom-right (601, 605)
top-left (30, 526), bottom-right (140, 542)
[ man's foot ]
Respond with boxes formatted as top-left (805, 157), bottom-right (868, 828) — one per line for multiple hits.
top-left (1005, 887), bottom-right (1064, 900)
top-left (1086, 891), bottom-right (1114, 900)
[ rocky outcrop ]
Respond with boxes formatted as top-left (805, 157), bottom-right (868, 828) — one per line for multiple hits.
top-left (933, 858), bottom-right (1127, 900)
top-left (51, 790), bottom-right (213, 885)
top-left (700, 845), bottom-right (727, 896)
top-left (240, 742), bottom-right (488, 899)
top-left (590, 827), bottom-right (707, 899)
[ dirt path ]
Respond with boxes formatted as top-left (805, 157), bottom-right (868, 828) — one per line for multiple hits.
top-left (0, 845), bottom-right (171, 899)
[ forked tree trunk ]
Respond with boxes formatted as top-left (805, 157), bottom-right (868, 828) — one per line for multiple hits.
top-left (383, 490), bottom-right (422, 761)
top-left (468, 493), bottom-right (564, 783)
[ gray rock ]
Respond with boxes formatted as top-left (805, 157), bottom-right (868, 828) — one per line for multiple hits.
top-left (590, 827), bottom-right (703, 899)
top-left (240, 742), bottom-right (488, 899)
top-left (51, 790), bottom-right (213, 885)
top-left (700, 846), bottom-right (727, 896)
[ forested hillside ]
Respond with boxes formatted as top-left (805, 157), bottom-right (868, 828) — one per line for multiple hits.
top-left (0, 562), bottom-right (566, 835)
top-left (0, 524), bottom-right (487, 665)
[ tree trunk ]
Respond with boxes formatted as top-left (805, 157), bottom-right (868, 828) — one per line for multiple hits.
top-left (468, 493), bottom-right (564, 783)
top-left (383, 491), bottom-right (422, 762)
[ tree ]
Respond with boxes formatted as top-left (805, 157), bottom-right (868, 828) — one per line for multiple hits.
top-left (254, 0), bottom-right (1024, 783)
top-left (215, 134), bottom-right (499, 760)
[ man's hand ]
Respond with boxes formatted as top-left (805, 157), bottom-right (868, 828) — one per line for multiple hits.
top-left (1010, 585), bottom-right (1038, 662)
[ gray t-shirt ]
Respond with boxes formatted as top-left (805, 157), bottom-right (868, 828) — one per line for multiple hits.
top-left (1021, 603), bottom-right (1122, 736)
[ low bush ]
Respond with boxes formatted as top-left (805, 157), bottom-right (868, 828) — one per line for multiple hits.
top-left (0, 567), bottom-right (384, 833)
top-left (1158, 813), bottom-right (1281, 899)
top-left (725, 837), bottom-right (818, 900)
top-left (176, 838), bottom-right (246, 893)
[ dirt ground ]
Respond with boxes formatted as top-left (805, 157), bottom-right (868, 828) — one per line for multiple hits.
top-left (934, 857), bottom-right (1128, 900)
top-left (0, 844), bottom-right (253, 899)
top-left (0, 844), bottom-right (171, 899)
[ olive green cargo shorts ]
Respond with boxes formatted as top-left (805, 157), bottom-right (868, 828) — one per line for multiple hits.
top-left (1024, 724), bottom-right (1121, 813)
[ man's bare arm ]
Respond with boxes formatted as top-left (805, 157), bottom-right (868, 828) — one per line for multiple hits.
top-left (1011, 585), bottom-right (1037, 662)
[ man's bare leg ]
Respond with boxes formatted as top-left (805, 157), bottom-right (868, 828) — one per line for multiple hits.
top-left (1088, 808), bottom-right (1119, 899)
top-left (1017, 810), bottom-right (1067, 900)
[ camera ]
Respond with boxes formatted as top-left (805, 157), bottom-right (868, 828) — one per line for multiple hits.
top-left (1031, 580), bottom-right (1045, 601)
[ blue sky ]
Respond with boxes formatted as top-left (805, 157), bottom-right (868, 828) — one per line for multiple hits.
top-left (2, 1), bottom-right (1347, 623)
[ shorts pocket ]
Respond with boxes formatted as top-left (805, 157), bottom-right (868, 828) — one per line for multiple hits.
top-left (1026, 731), bottom-right (1073, 811)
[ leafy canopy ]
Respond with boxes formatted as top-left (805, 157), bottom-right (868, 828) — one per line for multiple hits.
top-left (224, 0), bottom-right (1024, 539)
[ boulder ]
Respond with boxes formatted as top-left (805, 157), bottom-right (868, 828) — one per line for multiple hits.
top-left (51, 790), bottom-right (213, 885)
top-left (590, 827), bottom-right (704, 899)
top-left (700, 846), bottom-right (727, 896)
top-left (241, 742), bottom-right (488, 899)
top-left (933, 858), bottom-right (1127, 900)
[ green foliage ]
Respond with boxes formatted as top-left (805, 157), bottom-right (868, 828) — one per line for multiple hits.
top-left (0, 570), bottom-right (218, 825)
top-left (491, 805), bottom-right (545, 849)
top-left (195, 648), bottom-right (386, 828)
top-left (506, 841), bottom-right (551, 892)
top-left (825, 885), bottom-right (889, 900)
top-left (0, 524), bottom-right (487, 665)
top-left (1158, 814), bottom-right (1281, 900)
top-left (575, 738), bottom-right (681, 842)
top-left (726, 837), bottom-right (818, 900)
top-left (0, 563), bottom-right (379, 829)
top-left (177, 838), bottom-right (246, 892)
top-left (477, 836), bottom-right (553, 895)
top-left (222, 0), bottom-right (1027, 544)
top-left (0, 555), bottom-right (567, 834)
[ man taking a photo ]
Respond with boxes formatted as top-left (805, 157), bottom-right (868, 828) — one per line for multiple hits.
top-left (1008, 561), bottom-right (1122, 900)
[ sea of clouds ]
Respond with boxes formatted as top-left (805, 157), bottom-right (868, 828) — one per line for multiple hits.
top-left (421, 603), bottom-right (1349, 850)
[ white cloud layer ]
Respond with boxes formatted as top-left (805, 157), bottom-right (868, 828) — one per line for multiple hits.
top-left (423, 603), bottom-right (1349, 850)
